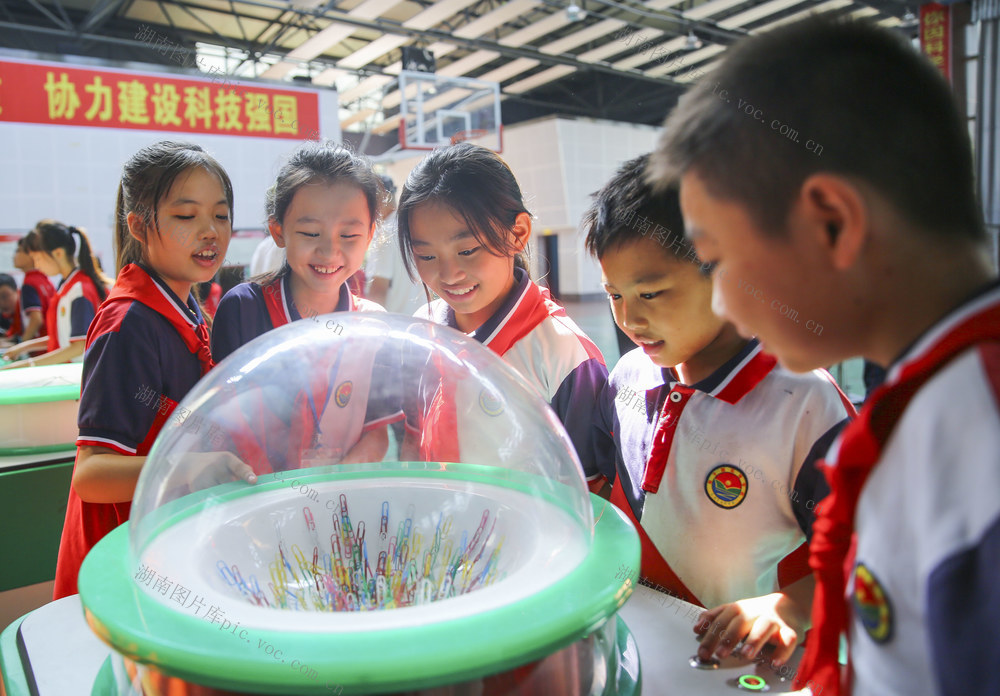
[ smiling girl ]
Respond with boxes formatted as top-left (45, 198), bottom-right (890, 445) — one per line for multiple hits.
top-left (211, 141), bottom-right (385, 360)
top-left (397, 143), bottom-right (608, 483)
top-left (210, 141), bottom-right (391, 471)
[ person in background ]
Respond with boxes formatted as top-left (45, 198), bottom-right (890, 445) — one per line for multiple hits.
top-left (8, 234), bottom-right (56, 345)
top-left (366, 174), bottom-right (425, 316)
top-left (198, 275), bottom-right (223, 318)
top-left (0, 274), bottom-right (18, 340)
top-left (1, 223), bottom-right (109, 368)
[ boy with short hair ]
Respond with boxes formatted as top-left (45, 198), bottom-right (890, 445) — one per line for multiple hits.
top-left (585, 154), bottom-right (854, 667)
top-left (650, 17), bottom-right (999, 696)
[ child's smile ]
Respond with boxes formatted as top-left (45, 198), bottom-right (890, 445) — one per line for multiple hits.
top-left (408, 201), bottom-right (520, 334)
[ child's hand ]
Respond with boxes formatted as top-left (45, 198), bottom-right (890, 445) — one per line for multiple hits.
top-left (2, 345), bottom-right (24, 361)
top-left (694, 593), bottom-right (802, 666)
top-left (341, 426), bottom-right (390, 465)
top-left (169, 451), bottom-right (258, 490)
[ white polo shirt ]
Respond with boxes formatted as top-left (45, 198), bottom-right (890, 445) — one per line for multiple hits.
top-left (596, 339), bottom-right (854, 608)
top-left (844, 282), bottom-right (1000, 696)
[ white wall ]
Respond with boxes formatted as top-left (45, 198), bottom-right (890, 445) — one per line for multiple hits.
top-left (0, 82), bottom-right (338, 275)
top-left (382, 116), bottom-right (663, 298)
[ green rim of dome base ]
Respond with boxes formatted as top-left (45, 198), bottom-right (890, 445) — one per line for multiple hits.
top-left (81, 477), bottom-right (639, 694)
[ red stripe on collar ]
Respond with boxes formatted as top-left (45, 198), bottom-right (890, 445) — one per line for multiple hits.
top-left (711, 344), bottom-right (778, 404)
top-left (483, 281), bottom-right (559, 357)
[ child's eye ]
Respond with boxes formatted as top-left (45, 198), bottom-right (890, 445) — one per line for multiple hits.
top-left (457, 247), bottom-right (480, 257)
top-left (701, 261), bottom-right (718, 275)
top-left (340, 233), bottom-right (361, 239)
top-left (298, 231), bottom-right (320, 238)
top-left (607, 293), bottom-right (621, 301)
top-left (175, 215), bottom-right (194, 221)
top-left (416, 255), bottom-right (435, 262)
top-left (640, 291), bottom-right (663, 300)
top-left (216, 214), bottom-right (230, 221)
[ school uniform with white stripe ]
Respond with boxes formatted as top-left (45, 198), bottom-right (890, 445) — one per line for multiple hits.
top-left (55, 263), bottom-right (214, 598)
top-left (595, 339), bottom-right (854, 609)
top-left (797, 281), bottom-right (1000, 696)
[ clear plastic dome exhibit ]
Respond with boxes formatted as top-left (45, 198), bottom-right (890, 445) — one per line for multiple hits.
top-left (78, 313), bottom-right (640, 695)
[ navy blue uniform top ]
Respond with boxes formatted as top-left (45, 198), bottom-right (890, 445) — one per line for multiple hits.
top-left (77, 265), bottom-right (207, 455)
top-left (212, 274), bottom-right (382, 363)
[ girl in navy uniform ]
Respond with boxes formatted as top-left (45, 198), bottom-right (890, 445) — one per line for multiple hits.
top-left (1, 223), bottom-right (109, 368)
top-left (212, 141), bottom-right (393, 473)
top-left (396, 143), bottom-right (608, 483)
top-left (54, 141), bottom-right (252, 599)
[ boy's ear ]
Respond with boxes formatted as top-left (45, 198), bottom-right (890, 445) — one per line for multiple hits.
top-left (126, 211), bottom-right (148, 244)
top-left (267, 219), bottom-right (286, 249)
top-left (511, 212), bottom-right (532, 252)
top-left (797, 174), bottom-right (868, 271)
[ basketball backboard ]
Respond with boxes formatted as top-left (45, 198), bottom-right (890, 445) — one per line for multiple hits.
top-left (397, 70), bottom-right (502, 153)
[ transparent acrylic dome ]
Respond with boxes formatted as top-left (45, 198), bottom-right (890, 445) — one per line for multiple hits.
top-left (129, 313), bottom-right (594, 634)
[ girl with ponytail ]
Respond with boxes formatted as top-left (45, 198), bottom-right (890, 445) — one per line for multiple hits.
top-left (1, 222), bottom-right (110, 367)
top-left (52, 140), bottom-right (253, 598)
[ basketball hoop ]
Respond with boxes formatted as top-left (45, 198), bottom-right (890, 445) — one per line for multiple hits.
top-left (450, 129), bottom-right (488, 145)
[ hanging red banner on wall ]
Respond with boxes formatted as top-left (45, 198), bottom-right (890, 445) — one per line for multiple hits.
top-left (920, 3), bottom-right (951, 81)
top-left (0, 59), bottom-right (320, 139)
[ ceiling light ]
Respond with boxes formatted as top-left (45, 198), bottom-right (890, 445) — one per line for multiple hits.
top-left (566, 2), bottom-right (587, 21)
top-left (686, 30), bottom-right (703, 49)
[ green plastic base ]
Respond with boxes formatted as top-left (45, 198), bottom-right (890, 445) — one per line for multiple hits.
top-left (0, 614), bottom-right (30, 696)
top-left (80, 478), bottom-right (640, 695)
top-left (87, 611), bottom-right (643, 695)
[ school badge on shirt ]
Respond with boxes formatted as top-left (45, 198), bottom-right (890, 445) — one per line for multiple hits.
top-left (335, 381), bottom-right (352, 408)
top-left (704, 465), bottom-right (748, 509)
top-left (853, 562), bottom-right (893, 643)
top-left (479, 387), bottom-right (504, 416)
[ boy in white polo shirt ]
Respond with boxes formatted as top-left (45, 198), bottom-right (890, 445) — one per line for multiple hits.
top-left (651, 18), bottom-right (1000, 696)
top-left (586, 154), bottom-right (855, 667)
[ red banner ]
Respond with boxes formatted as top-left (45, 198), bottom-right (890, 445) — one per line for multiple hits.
top-left (0, 59), bottom-right (320, 139)
top-left (920, 3), bottom-right (950, 81)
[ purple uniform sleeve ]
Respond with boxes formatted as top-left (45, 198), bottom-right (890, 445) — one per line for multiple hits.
top-left (592, 377), bottom-right (619, 485)
top-left (20, 284), bottom-right (42, 313)
top-left (211, 283), bottom-right (271, 364)
top-left (549, 357), bottom-right (609, 480)
top-left (789, 419), bottom-right (847, 539)
top-left (70, 295), bottom-right (96, 339)
top-left (926, 515), bottom-right (1000, 696)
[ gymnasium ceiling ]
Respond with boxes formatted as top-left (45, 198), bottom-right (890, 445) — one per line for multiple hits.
top-left (0, 0), bottom-right (918, 141)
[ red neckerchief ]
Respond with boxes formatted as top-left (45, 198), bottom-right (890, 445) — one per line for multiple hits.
top-left (795, 299), bottom-right (1000, 694)
top-left (100, 264), bottom-right (213, 376)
